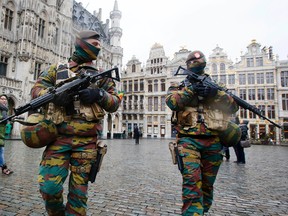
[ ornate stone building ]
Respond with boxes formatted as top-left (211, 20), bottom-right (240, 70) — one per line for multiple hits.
top-left (1, 1), bottom-right (287, 144)
top-left (122, 40), bottom-right (288, 144)
top-left (0, 0), bottom-right (123, 137)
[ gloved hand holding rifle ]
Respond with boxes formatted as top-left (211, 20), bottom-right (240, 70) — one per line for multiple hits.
top-left (0, 67), bottom-right (120, 124)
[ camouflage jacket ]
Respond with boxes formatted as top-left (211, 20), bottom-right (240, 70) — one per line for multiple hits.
top-left (31, 63), bottom-right (121, 136)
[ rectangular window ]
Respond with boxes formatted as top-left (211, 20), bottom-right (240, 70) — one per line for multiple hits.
top-left (33, 62), bottom-right (42, 80)
top-left (161, 96), bottom-right (165, 111)
top-left (228, 74), bottom-right (235, 84)
top-left (148, 83), bottom-right (152, 92)
top-left (267, 105), bottom-right (275, 118)
top-left (123, 96), bottom-right (127, 110)
top-left (239, 89), bottom-right (247, 100)
top-left (267, 88), bottom-right (274, 100)
top-left (282, 94), bottom-right (288, 111)
top-left (266, 72), bottom-right (274, 84)
top-left (154, 80), bottom-right (158, 92)
top-left (128, 80), bottom-right (132, 92)
top-left (134, 80), bottom-right (138, 92)
top-left (249, 111), bottom-right (256, 119)
top-left (128, 95), bottom-right (132, 110)
top-left (4, 8), bottom-right (13, 30)
top-left (140, 79), bottom-right (144, 91)
top-left (123, 81), bottom-right (127, 93)
top-left (219, 75), bottom-right (226, 85)
top-left (247, 58), bottom-right (254, 67)
top-left (248, 89), bottom-right (255, 100)
top-left (140, 95), bottom-right (144, 110)
top-left (240, 107), bottom-right (247, 118)
top-left (256, 57), bottom-right (263, 66)
top-left (161, 82), bottom-right (165, 92)
top-left (239, 74), bottom-right (246, 85)
top-left (160, 116), bottom-right (165, 124)
top-left (154, 97), bottom-right (158, 111)
top-left (258, 105), bottom-right (266, 117)
top-left (0, 56), bottom-right (8, 76)
top-left (247, 73), bottom-right (255, 84)
top-left (134, 95), bottom-right (138, 110)
top-left (38, 18), bottom-right (45, 38)
top-left (281, 71), bottom-right (288, 87)
top-left (147, 116), bottom-right (152, 123)
top-left (257, 88), bottom-right (265, 100)
top-left (256, 73), bottom-right (264, 84)
top-left (148, 97), bottom-right (152, 111)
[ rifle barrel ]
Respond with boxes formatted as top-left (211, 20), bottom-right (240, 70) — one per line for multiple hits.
top-left (175, 66), bottom-right (282, 129)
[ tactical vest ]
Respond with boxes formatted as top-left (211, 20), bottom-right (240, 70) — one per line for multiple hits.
top-left (173, 104), bottom-right (229, 131)
top-left (44, 62), bottom-right (105, 125)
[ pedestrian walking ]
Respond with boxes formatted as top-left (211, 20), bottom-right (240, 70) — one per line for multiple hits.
top-left (235, 120), bottom-right (249, 164)
top-left (133, 125), bottom-right (140, 144)
top-left (0, 94), bottom-right (13, 175)
top-left (166, 50), bottom-right (240, 215)
top-left (21, 30), bottom-right (121, 215)
top-left (122, 130), bottom-right (126, 139)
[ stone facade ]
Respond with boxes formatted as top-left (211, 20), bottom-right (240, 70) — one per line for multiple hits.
top-left (1, 1), bottom-right (288, 144)
top-left (123, 40), bottom-right (288, 144)
top-left (0, 0), bottom-right (123, 137)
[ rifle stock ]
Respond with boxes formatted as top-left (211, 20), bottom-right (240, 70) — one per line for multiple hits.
top-left (175, 66), bottom-right (282, 128)
top-left (0, 67), bottom-right (120, 124)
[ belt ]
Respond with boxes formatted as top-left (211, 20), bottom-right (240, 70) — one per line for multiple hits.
top-left (70, 164), bottom-right (91, 173)
top-left (71, 152), bottom-right (97, 159)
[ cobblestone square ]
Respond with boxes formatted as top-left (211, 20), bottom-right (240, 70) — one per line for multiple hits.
top-left (0, 139), bottom-right (287, 216)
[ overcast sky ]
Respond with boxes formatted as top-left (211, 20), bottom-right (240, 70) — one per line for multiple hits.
top-left (76, 0), bottom-right (288, 66)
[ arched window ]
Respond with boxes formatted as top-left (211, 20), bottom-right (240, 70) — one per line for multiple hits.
top-left (148, 80), bottom-right (152, 92)
top-left (220, 63), bottom-right (225, 73)
top-left (132, 64), bottom-right (136, 72)
top-left (154, 80), bottom-right (158, 92)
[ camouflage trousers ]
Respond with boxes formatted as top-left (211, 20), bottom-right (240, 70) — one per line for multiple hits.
top-left (38, 135), bottom-right (97, 216)
top-left (177, 136), bottom-right (223, 216)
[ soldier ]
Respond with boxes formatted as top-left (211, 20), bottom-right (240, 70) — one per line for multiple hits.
top-left (28, 30), bottom-right (121, 215)
top-left (166, 50), bottom-right (240, 215)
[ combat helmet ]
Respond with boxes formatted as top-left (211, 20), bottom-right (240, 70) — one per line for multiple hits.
top-left (186, 50), bottom-right (206, 74)
top-left (20, 113), bottom-right (58, 148)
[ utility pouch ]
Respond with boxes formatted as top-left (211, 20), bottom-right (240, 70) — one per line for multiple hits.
top-left (176, 108), bottom-right (198, 128)
top-left (91, 103), bottom-right (105, 120)
top-left (89, 141), bottom-right (107, 183)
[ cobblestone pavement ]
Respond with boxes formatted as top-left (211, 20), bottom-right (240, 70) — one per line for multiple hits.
top-left (0, 138), bottom-right (287, 216)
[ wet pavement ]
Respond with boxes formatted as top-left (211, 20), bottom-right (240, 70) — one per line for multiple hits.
top-left (0, 138), bottom-right (287, 216)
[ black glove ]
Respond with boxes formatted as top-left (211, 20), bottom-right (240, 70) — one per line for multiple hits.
top-left (194, 83), bottom-right (218, 98)
top-left (78, 88), bottom-right (103, 105)
top-left (53, 92), bottom-right (73, 107)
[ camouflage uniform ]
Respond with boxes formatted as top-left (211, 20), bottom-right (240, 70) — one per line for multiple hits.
top-left (166, 51), bottom-right (239, 215)
top-left (31, 31), bottom-right (121, 216)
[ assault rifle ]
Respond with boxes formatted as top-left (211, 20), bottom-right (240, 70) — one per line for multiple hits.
top-left (175, 66), bottom-right (282, 128)
top-left (0, 67), bottom-right (120, 124)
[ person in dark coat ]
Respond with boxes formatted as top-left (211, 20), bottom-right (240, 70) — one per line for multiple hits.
top-left (133, 126), bottom-right (140, 144)
top-left (235, 120), bottom-right (249, 164)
